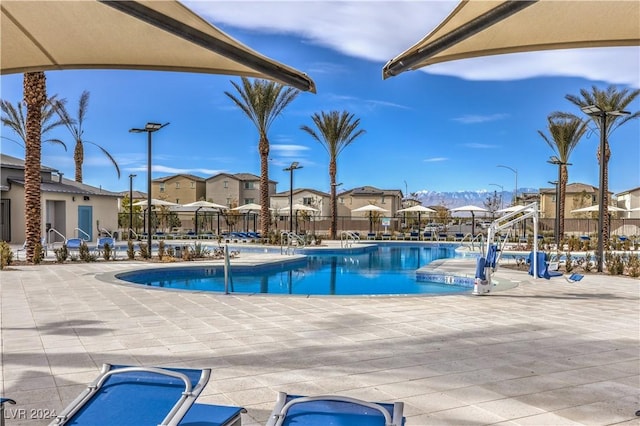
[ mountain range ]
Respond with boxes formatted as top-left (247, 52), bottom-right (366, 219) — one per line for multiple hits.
top-left (414, 188), bottom-right (539, 210)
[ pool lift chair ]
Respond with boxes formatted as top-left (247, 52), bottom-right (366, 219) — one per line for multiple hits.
top-left (51, 364), bottom-right (244, 426)
top-left (474, 202), bottom-right (539, 295)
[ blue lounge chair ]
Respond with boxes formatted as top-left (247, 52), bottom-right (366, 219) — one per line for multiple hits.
top-left (52, 364), bottom-right (243, 426)
top-left (528, 251), bottom-right (563, 279)
top-left (1, 398), bottom-right (16, 426)
top-left (565, 273), bottom-right (584, 283)
top-left (266, 392), bottom-right (405, 426)
top-left (94, 237), bottom-right (117, 259)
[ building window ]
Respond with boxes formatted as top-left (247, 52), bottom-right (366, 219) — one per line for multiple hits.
top-left (191, 182), bottom-right (195, 189)
top-left (223, 180), bottom-right (228, 188)
top-left (381, 196), bottom-right (386, 204)
top-left (303, 197), bottom-right (313, 205)
top-left (159, 183), bottom-right (165, 193)
top-left (175, 182), bottom-right (180, 189)
top-left (244, 198), bottom-right (254, 204)
top-left (226, 198), bottom-right (233, 206)
top-left (339, 197), bottom-right (344, 204)
top-left (244, 182), bottom-right (255, 189)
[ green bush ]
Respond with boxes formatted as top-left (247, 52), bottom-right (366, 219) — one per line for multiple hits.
top-left (54, 244), bottom-right (69, 263)
top-left (139, 243), bottom-right (150, 259)
top-left (627, 254), bottom-right (640, 278)
top-left (33, 242), bottom-right (44, 264)
top-left (127, 240), bottom-right (135, 260)
top-left (0, 241), bottom-right (13, 269)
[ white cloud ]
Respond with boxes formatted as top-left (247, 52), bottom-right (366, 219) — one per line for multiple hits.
top-left (453, 114), bottom-right (509, 124)
top-left (463, 143), bottom-right (498, 149)
top-left (424, 157), bottom-right (447, 162)
top-left (187, 1), bottom-right (640, 87)
top-left (129, 164), bottom-right (224, 175)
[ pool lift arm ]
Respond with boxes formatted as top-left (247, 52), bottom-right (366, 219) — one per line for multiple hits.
top-left (474, 202), bottom-right (539, 295)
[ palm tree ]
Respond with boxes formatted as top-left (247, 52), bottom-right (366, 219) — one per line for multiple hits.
top-left (225, 78), bottom-right (300, 237)
top-left (23, 72), bottom-right (47, 262)
top-left (1, 96), bottom-right (67, 150)
top-left (557, 85), bottom-right (639, 245)
top-left (301, 111), bottom-right (365, 239)
top-left (52, 90), bottom-right (121, 183)
top-left (538, 115), bottom-right (587, 241)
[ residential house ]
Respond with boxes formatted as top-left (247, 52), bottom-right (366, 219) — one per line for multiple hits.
top-left (270, 188), bottom-right (330, 216)
top-left (340, 186), bottom-right (403, 217)
top-left (616, 186), bottom-right (640, 219)
top-left (539, 182), bottom-right (610, 219)
top-left (0, 154), bottom-right (121, 244)
top-left (206, 173), bottom-right (276, 207)
top-left (152, 174), bottom-right (206, 204)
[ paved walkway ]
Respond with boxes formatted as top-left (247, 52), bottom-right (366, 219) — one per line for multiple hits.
top-left (1, 247), bottom-right (639, 425)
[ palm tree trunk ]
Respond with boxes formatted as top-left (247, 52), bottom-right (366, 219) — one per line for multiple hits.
top-left (558, 165), bottom-right (568, 241)
top-left (74, 140), bottom-right (84, 182)
top-left (601, 142), bottom-right (611, 249)
top-left (23, 72), bottom-right (46, 263)
top-left (329, 160), bottom-right (337, 240)
top-left (259, 134), bottom-right (270, 237)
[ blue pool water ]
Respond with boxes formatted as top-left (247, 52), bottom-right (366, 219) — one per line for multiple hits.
top-left (117, 244), bottom-right (472, 296)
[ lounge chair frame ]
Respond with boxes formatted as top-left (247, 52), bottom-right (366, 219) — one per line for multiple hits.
top-left (267, 391), bottom-right (404, 426)
top-left (51, 364), bottom-right (211, 426)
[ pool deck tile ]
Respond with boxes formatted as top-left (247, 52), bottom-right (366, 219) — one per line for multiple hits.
top-left (1, 241), bottom-right (639, 425)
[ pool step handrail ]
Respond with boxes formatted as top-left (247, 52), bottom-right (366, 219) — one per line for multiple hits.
top-left (47, 227), bottom-right (66, 247)
top-left (74, 227), bottom-right (91, 241)
top-left (280, 232), bottom-right (305, 255)
top-left (341, 231), bottom-right (360, 248)
top-left (127, 228), bottom-right (139, 240)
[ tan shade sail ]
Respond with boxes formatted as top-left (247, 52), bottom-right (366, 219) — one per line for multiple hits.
top-left (383, 0), bottom-right (640, 79)
top-left (1, 0), bottom-right (315, 92)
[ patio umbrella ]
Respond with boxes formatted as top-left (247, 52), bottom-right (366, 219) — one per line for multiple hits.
top-left (173, 201), bottom-right (227, 236)
top-left (352, 204), bottom-right (389, 233)
top-left (232, 203), bottom-right (264, 232)
top-left (571, 205), bottom-right (628, 213)
top-left (277, 204), bottom-right (320, 214)
top-left (3, 0), bottom-right (315, 259)
top-left (496, 205), bottom-right (537, 214)
top-left (132, 199), bottom-right (179, 207)
top-left (1, 0), bottom-right (316, 91)
top-left (397, 205), bottom-right (436, 231)
top-left (451, 205), bottom-right (488, 236)
top-left (277, 204), bottom-right (319, 234)
top-left (383, 0), bottom-right (639, 78)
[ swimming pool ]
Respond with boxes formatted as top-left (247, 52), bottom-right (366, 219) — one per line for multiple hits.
top-left (116, 244), bottom-right (472, 296)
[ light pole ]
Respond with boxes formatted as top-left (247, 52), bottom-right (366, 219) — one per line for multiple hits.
top-left (497, 165), bottom-right (518, 205)
top-left (489, 183), bottom-right (504, 209)
top-left (128, 174), bottom-right (136, 239)
top-left (283, 161), bottom-right (302, 233)
top-left (548, 180), bottom-right (559, 246)
top-left (580, 105), bottom-right (630, 272)
top-left (129, 122), bottom-right (169, 253)
top-left (547, 156), bottom-right (571, 247)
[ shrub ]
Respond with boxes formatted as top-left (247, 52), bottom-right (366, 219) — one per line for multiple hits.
top-left (564, 252), bottom-right (573, 273)
top-left (54, 244), bottom-right (69, 263)
top-left (127, 240), bottom-right (135, 260)
top-left (583, 252), bottom-right (593, 272)
top-left (0, 241), bottom-right (13, 269)
top-left (79, 242), bottom-right (92, 262)
top-left (158, 240), bottom-right (166, 260)
top-left (192, 242), bottom-right (209, 258)
top-left (139, 243), bottom-right (150, 259)
top-left (32, 242), bottom-right (44, 264)
top-left (627, 254), bottom-right (640, 278)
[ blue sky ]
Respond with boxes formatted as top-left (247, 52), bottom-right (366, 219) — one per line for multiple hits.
top-left (1, 1), bottom-right (639, 197)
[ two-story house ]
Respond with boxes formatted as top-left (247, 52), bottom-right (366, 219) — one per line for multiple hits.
top-left (206, 173), bottom-right (276, 207)
top-left (152, 174), bottom-right (206, 204)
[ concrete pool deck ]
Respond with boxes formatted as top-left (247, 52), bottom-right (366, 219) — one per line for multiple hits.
top-left (1, 243), bottom-right (639, 425)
